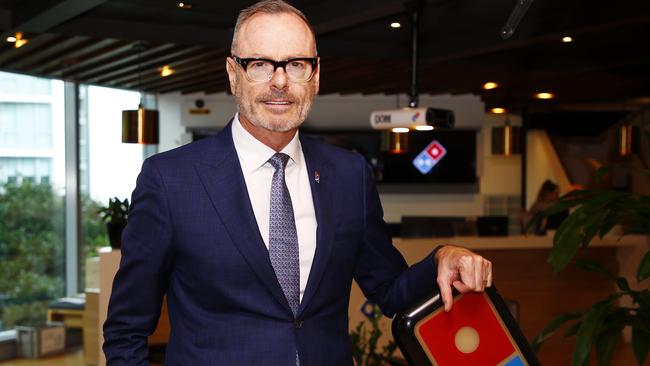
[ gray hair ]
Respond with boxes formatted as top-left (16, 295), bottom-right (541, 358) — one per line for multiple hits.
top-left (231, 0), bottom-right (317, 55)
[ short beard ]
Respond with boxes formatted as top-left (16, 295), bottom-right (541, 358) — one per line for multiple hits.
top-left (235, 87), bottom-right (314, 132)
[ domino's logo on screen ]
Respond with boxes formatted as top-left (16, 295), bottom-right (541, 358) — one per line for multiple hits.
top-left (412, 140), bottom-right (447, 175)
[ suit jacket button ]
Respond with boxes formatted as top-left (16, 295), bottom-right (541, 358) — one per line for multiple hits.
top-left (294, 320), bottom-right (303, 329)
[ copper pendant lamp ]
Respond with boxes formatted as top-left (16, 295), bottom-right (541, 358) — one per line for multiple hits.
top-left (381, 129), bottom-right (409, 154)
top-left (121, 43), bottom-right (159, 144)
top-left (491, 115), bottom-right (521, 156)
top-left (122, 104), bottom-right (159, 144)
top-left (617, 124), bottom-right (639, 157)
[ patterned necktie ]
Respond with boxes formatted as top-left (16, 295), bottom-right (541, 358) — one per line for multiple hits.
top-left (268, 152), bottom-right (300, 316)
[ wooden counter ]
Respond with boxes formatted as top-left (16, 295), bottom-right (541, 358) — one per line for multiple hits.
top-left (348, 234), bottom-right (649, 365)
top-left (97, 235), bottom-right (648, 366)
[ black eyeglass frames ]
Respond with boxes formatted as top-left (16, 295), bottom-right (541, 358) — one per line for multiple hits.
top-left (231, 55), bottom-right (319, 82)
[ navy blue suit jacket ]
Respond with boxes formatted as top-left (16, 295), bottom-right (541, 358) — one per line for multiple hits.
top-left (103, 122), bottom-right (439, 365)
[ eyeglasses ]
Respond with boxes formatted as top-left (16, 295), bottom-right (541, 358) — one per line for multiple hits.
top-left (231, 55), bottom-right (319, 82)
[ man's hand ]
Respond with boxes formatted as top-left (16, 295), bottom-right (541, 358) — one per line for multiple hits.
top-left (435, 245), bottom-right (493, 312)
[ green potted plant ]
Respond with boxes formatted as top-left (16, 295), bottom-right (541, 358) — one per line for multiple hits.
top-left (349, 305), bottom-right (400, 366)
top-left (528, 170), bottom-right (650, 366)
top-left (98, 197), bottom-right (129, 249)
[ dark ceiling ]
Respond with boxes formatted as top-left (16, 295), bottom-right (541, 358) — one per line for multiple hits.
top-left (1, 0), bottom-right (649, 112)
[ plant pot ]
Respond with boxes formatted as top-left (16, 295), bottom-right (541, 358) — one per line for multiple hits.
top-left (107, 222), bottom-right (126, 249)
top-left (16, 322), bottom-right (65, 358)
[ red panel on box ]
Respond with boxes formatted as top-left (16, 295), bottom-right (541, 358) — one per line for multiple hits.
top-left (415, 293), bottom-right (515, 365)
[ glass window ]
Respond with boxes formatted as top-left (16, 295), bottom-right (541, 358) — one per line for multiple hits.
top-left (78, 85), bottom-right (143, 279)
top-left (0, 72), bottom-right (65, 331)
top-left (0, 103), bottom-right (52, 149)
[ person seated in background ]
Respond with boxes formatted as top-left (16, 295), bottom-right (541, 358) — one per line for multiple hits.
top-left (524, 179), bottom-right (566, 235)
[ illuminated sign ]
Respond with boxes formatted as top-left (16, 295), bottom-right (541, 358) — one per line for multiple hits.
top-left (412, 140), bottom-right (447, 174)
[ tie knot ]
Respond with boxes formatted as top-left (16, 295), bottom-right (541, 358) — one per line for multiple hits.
top-left (268, 152), bottom-right (290, 171)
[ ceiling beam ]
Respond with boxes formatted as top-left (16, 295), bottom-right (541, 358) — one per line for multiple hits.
top-left (64, 43), bottom-right (177, 81)
top-left (306, 0), bottom-right (406, 36)
top-left (158, 74), bottom-right (227, 94)
top-left (419, 13), bottom-right (650, 65)
top-left (28, 38), bottom-right (118, 74)
top-left (126, 60), bottom-right (226, 91)
top-left (84, 46), bottom-right (210, 84)
top-left (180, 77), bottom-right (230, 95)
top-left (0, 34), bottom-right (67, 68)
top-left (12, 36), bottom-right (98, 71)
top-left (52, 17), bottom-right (233, 48)
top-left (0, 9), bottom-right (9, 31)
top-left (5, 0), bottom-right (107, 35)
top-left (40, 39), bottom-right (132, 75)
top-left (95, 48), bottom-right (222, 86)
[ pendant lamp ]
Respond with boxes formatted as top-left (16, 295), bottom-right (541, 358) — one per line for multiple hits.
top-left (122, 105), bottom-right (159, 144)
top-left (381, 129), bottom-right (409, 154)
top-left (122, 43), bottom-right (159, 144)
top-left (491, 115), bottom-right (521, 156)
top-left (617, 124), bottom-right (639, 157)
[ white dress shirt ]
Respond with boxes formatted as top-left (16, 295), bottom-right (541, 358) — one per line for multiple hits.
top-left (231, 114), bottom-right (317, 302)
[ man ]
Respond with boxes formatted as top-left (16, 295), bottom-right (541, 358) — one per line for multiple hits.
top-left (103, 1), bottom-right (492, 365)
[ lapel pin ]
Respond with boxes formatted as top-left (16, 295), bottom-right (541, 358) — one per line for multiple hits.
top-left (314, 170), bottom-right (320, 184)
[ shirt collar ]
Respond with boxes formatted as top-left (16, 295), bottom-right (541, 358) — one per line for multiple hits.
top-left (231, 113), bottom-right (302, 174)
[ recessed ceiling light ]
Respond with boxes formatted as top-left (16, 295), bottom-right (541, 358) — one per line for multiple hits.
top-left (483, 82), bottom-right (499, 90)
top-left (490, 107), bottom-right (507, 114)
top-left (562, 36), bottom-right (573, 43)
top-left (160, 65), bottom-right (174, 77)
top-left (390, 22), bottom-right (401, 29)
top-left (392, 127), bottom-right (409, 133)
top-left (535, 92), bottom-right (555, 99)
top-left (178, 2), bottom-right (192, 9)
top-left (415, 125), bottom-right (434, 131)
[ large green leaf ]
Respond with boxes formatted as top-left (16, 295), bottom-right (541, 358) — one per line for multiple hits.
top-left (632, 325), bottom-right (650, 364)
top-left (597, 209), bottom-right (619, 239)
top-left (572, 300), bottom-right (613, 366)
top-left (574, 259), bottom-right (633, 292)
top-left (579, 191), bottom-right (626, 214)
top-left (549, 206), bottom-right (588, 271)
top-left (595, 332), bottom-right (620, 366)
top-left (580, 209), bottom-right (609, 249)
top-left (543, 194), bottom-right (585, 216)
top-left (532, 312), bottom-right (583, 352)
top-left (637, 251), bottom-right (650, 282)
top-left (564, 321), bottom-right (582, 337)
top-left (575, 259), bottom-right (617, 281)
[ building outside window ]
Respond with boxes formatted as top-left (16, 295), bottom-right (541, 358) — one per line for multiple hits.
top-left (0, 72), bottom-right (145, 333)
top-left (0, 71), bottom-right (65, 331)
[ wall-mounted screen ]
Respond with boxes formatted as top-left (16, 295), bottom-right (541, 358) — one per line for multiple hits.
top-left (303, 129), bottom-right (478, 187)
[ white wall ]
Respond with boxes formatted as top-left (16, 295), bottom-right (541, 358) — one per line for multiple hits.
top-left (157, 92), bottom-right (525, 222)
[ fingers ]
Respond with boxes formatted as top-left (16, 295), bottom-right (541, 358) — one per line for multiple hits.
top-left (485, 259), bottom-right (493, 288)
top-left (453, 280), bottom-right (471, 293)
top-left (474, 256), bottom-right (484, 291)
top-left (435, 246), bottom-right (494, 312)
top-left (437, 276), bottom-right (454, 312)
top-left (455, 252), bottom-right (493, 292)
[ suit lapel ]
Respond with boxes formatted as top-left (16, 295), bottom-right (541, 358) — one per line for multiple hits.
top-left (299, 136), bottom-right (335, 314)
top-left (195, 125), bottom-right (291, 314)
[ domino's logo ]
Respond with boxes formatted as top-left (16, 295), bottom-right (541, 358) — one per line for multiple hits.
top-left (412, 112), bottom-right (420, 122)
top-left (412, 140), bottom-right (447, 175)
